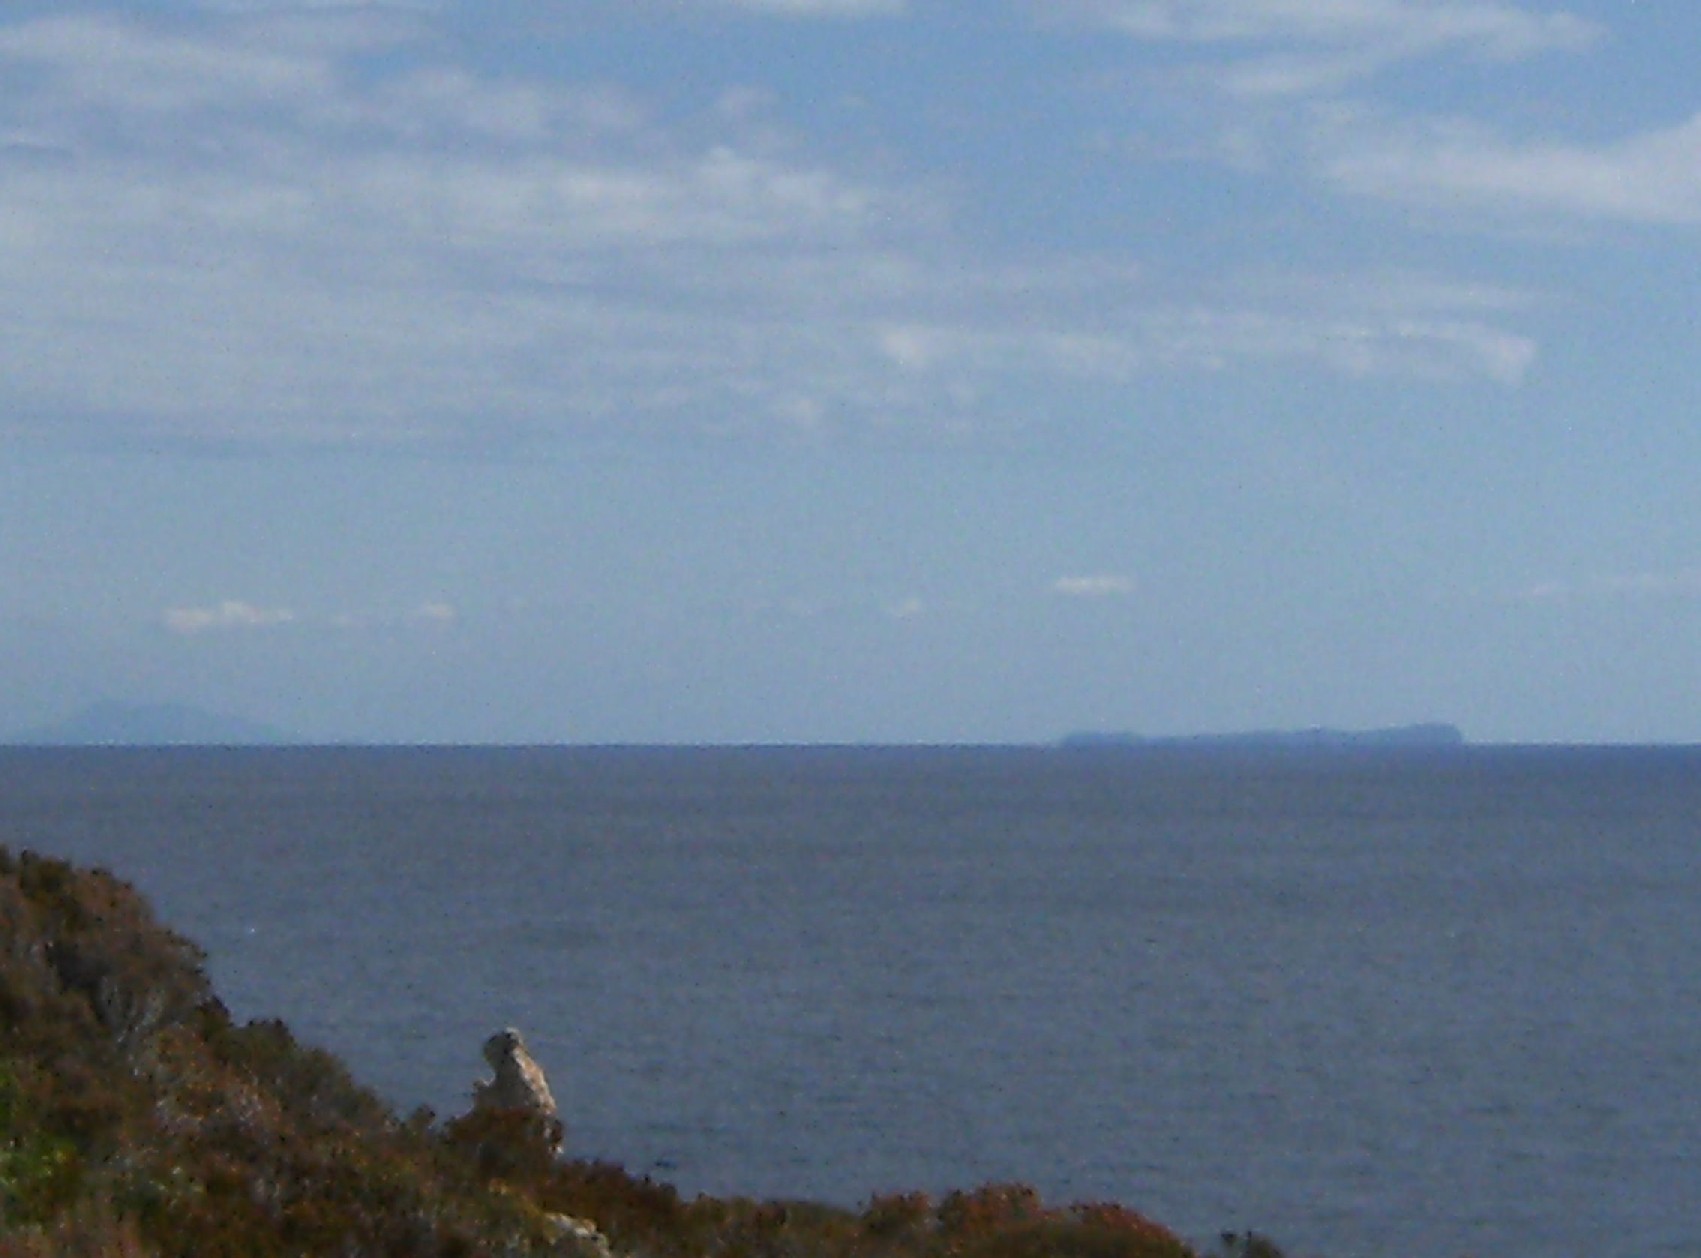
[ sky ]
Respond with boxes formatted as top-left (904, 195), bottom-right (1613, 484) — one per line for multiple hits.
top-left (3, 0), bottom-right (1700, 745)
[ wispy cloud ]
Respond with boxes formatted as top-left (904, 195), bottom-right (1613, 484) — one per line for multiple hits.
top-left (1511, 569), bottom-right (1701, 604)
top-left (875, 275), bottom-right (1538, 388)
top-left (718, 0), bottom-right (905, 15)
top-left (164, 600), bottom-right (297, 635)
top-left (0, 8), bottom-right (1542, 452)
top-left (1053, 575), bottom-right (1136, 599)
top-left (1068, 0), bottom-right (1594, 55)
top-left (165, 598), bottom-right (459, 635)
top-left (410, 601), bottom-right (459, 625)
top-left (0, 12), bottom-right (924, 446)
top-left (1066, 0), bottom-right (1598, 95)
top-left (1067, 3), bottom-right (1681, 248)
top-left (1326, 112), bottom-right (1701, 225)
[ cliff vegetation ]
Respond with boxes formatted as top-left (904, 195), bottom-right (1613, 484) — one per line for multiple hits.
top-left (0, 847), bottom-right (1283, 1258)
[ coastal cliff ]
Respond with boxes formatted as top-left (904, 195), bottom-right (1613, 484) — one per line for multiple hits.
top-left (0, 847), bottom-right (1275, 1258)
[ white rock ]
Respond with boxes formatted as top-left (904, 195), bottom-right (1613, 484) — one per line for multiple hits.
top-left (545, 1213), bottom-right (617, 1258)
top-left (474, 1026), bottom-right (559, 1121)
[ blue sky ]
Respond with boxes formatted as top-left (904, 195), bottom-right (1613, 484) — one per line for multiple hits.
top-left (3, 0), bottom-right (1699, 744)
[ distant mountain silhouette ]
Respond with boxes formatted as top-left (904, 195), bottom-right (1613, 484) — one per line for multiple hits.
top-left (7, 701), bottom-right (296, 747)
top-left (1059, 723), bottom-right (1466, 750)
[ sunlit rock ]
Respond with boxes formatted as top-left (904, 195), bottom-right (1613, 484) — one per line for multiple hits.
top-left (474, 1026), bottom-right (560, 1122)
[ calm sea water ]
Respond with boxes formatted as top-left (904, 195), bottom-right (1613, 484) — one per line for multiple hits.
top-left (3, 745), bottom-right (1698, 1257)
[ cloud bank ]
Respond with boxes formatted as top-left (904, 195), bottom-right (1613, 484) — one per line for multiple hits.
top-left (0, 6), bottom-right (1554, 452)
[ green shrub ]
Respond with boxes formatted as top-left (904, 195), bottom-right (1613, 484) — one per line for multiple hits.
top-left (0, 1062), bottom-right (84, 1227)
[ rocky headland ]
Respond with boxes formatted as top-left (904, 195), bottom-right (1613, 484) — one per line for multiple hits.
top-left (0, 847), bottom-right (1282, 1257)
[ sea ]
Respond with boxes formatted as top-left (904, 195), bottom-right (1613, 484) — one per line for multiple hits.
top-left (2, 744), bottom-right (1697, 1258)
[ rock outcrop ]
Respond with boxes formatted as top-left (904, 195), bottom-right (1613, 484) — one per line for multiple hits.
top-left (546, 1213), bottom-right (618, 1258)
top-left (0, 847), bottom-right (1213, 1258)
top-left (475, 1027), bottom-right (560, 1128)
top-left (0, 848), bottom-right (602, 1256)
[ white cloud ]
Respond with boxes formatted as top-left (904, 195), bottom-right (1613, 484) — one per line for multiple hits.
top-left (163, 598), bottom-right (462, 635)
top-left (1326, 112), bottom-right (1701, 225)
top-left (411, 601), bottom-right (459, 624)
top-left (875, 296), bottom-right (1537, 388)
top-left (717, 0), bottom-right (905, 15)
top-left (0, 14), bottom-right (336, 112)
top-left (0, 9), bottom-right (1543, 451)
top-left (1512, 569), bottom-right (1701, 604)
top-left (193, 2), bottom-right (442, 11)
top-left (544, 0), bottom-right (903, 17)
top-left (1053, 575), bottom-right (1136, 599)
top-left (164, 600), bottom-right (297, 634)
top-left (0, 12), bottom-right (930, 445)
top-left (1067, 0), bottom-right (1598, 94)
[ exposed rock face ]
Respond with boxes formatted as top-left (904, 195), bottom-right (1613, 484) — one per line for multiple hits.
top-left (475, 1027), bottom-right (560, 1122)
top-left (2, 850), bottom-right (600, 1254)
top-left (546, 1213), bottom-right (618, 1258)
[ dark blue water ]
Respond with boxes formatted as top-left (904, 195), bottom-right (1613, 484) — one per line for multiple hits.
top-left (3, 745), bottom-right (1698, 1258)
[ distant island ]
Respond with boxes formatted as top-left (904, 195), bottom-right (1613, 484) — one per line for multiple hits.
top-left (1059, 723), bottom-right (1466, 750)
top-left (5, 701), bottom-right (296, 747)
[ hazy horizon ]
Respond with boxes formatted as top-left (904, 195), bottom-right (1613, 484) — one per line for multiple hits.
top-left (18, 701), bottom-right (1701, 749)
